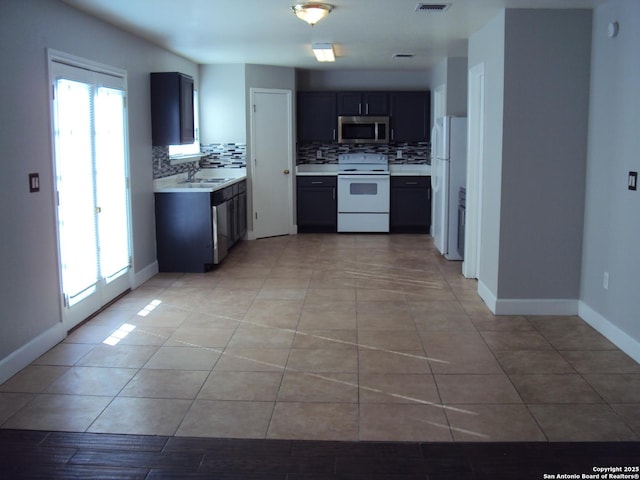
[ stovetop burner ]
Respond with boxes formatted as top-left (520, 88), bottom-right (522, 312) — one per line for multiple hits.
top-left (338, 153), bottom-right (389, 175)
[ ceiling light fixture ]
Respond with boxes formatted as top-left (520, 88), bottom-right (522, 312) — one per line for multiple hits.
top-left (312, 43), bottom-right (335, 62)
top-left (292, 3), bottom-right (334, 26)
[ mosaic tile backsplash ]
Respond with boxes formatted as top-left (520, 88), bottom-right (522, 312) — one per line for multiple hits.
top-left (152, 141), bottom-right (428, 178)
top-left (296, 141), bottom-right (430, 165)
top-left (153, 143), bottom-right (247, 179)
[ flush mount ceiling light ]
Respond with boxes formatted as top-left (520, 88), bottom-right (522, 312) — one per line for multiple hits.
top-left (312, 43), bottom-right (335, 62)
top-left (292, 2), bottom-right (334, 26)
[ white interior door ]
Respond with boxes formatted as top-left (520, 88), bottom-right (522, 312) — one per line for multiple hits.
top-left (250, 89), bottom-right (293, 239)
top-left (463, 62), bottom-right (485, 279)
top-left (50, 54), bottom-right (132, 330)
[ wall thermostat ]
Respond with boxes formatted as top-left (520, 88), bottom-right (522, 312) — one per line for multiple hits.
top-left (608, 21), bottom-right (619, 38)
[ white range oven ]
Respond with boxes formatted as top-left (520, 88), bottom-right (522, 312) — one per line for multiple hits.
top-left (337, 153), bottom-right (390, 232)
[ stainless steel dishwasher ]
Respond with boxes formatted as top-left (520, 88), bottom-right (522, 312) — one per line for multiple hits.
top-left (211, 187), bottom-right (232, 264)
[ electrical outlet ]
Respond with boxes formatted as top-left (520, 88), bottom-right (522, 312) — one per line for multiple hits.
top-left (396, 149), bottom-right (403, 159)
top-left (603, 272), bottom-right (609, 290)
top-left (316, 150), bottom-right (323, 159)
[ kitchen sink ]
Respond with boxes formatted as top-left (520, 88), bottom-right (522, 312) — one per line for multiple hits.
top-left (179, 178), bottom-right (233, 185)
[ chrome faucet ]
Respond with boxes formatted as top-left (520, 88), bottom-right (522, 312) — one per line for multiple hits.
top-left (186, 162), bottom-right (201, 182)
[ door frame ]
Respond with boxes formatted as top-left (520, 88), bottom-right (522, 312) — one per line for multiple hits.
top-left (463, 62), bottom-right (485, 279)
top-left (47, 49), bottom-right (133, 331)
top-left (433, 83), bottom-right (447, 122)
top-left (248, 88), bottom-right (294, 239)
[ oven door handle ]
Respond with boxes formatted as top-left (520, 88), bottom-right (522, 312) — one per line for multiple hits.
top-left (338, 174), bottom-right (390, 181)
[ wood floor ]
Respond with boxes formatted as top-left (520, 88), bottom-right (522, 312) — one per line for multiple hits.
top-left (2, 428), bottom-right (640, 479)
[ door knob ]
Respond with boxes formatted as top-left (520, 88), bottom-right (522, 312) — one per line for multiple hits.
top-left (283, 169), bottom-right (290, 175)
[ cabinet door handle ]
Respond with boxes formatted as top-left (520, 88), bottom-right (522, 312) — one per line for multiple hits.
top-left (332, 188), bottom-right (335, 200)
top-left (406, 182), bottom-right (418, 185)
top-left (311, 181), bottom-right (323, 184)
top-left (333, 129), bottom-right (336, 141)
top-left (359, 103), bottom-right (362, 115)
top-left (366, 103), bottom-right (369, 115)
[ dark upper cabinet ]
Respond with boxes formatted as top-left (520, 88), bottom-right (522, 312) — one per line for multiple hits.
top-left (389, 91), bottom-right (430, 142)
top-left (337, 92), bottom-right (388, 116)
top-left (390, 176), bottom-right (431, 233)
top-left (297, 92), bottom-right (337, 142)
top-left (150, 72), bottom-right (194, 146)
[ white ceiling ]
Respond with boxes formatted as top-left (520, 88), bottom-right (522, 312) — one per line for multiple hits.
top-left (60, 0), bottom-right (604, 71)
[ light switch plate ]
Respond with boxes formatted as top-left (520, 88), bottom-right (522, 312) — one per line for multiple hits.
top-left (29, 173), bottom-right (40, 193)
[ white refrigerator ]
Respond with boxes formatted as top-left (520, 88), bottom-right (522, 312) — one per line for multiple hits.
top-left (431, 116), bottom-right (467, 260)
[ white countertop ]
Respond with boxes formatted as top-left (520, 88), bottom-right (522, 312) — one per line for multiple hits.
top-left (295, 164), bottom-right (431, 176)
top-left (389, 164), bottom-right (431, 176)
top-left (295, 164), bottom-right (338, 175)
top-left (154, 167), bottom-right (247, 193)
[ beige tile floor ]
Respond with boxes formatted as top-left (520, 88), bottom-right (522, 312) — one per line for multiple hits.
top-left (1, 234), bottom-right (640, 441)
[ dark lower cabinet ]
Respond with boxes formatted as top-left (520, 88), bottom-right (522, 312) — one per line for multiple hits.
top-left (390, 176), bottom-right (431, 233)
top-left (155, 192), bottom-right (212, 272)
top-left (296, 176), bottom-right (337, 232)
top-left (155, 180), bottom-right (247, 272)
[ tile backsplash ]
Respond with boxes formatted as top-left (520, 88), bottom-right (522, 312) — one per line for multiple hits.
top-left (153, 143), bottom-right (246, 179)
top-left (152, 141), bottom-right (428, 178)
top-left (296, 142), bottom-right (430, 165)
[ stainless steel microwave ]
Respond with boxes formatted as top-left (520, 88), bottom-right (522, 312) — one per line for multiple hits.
top-left (338, 116), bottom-right (389, 144)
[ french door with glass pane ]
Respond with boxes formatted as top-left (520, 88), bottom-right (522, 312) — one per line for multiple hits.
top-left (50, 56), bottom-right (132, 330)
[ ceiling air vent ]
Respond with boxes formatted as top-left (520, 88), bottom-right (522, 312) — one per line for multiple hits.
top-left (415, 3), bottom-right (451, 12)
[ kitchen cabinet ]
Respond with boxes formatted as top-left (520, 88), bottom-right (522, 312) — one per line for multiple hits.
top-left (390, 176), bottom-right (431, 233)
top-left (150, 72), bottom-right (194, 146)
top-left (297, 92), bottom-right (336, 142)
top-left (337, 92), bottom-right (388, 116)
top-left (296, 176), bottom-right (337, 232)
top-left (389, 92), bottom-right (430, 142)
top-left (155, 191), bottom-right (212, 272)
top-left (155, 180), bottom-right (247, 272)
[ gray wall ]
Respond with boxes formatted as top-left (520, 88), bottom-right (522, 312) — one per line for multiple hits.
top-left (499, 9), bottom-right (591, 300)
top-left (296, 69), bottom-right (429, 91)
top-left (425, 57), bottom-right (468, 124)
top-left (468, 9), bottom-right (592, 305)
top-left (197, 63), bottom-right (296, 235)
top-left (445, 57), bottom-right (468, 117)
top-left (0, 0), bottom-right (197, 380)
top-left (581, 0), bottom-right (640, 345)
top-left (468, 11), bottom-right (506, 298)
top-left (200, 64), bottom-right (246, 144)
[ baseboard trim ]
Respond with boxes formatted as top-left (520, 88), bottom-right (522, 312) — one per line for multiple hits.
top-left (477, 280), bottom-right (497, 312)
top-left (579, 301), bottom-right (640, 364)
top-left (494, 298), bottom-right (579, 316)
top-left (132, 261), bottom-right (159, 289)
top-left (0, 323), bottom-right (66, 384)
top-left (476, 282), bottom-right (579, 316)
